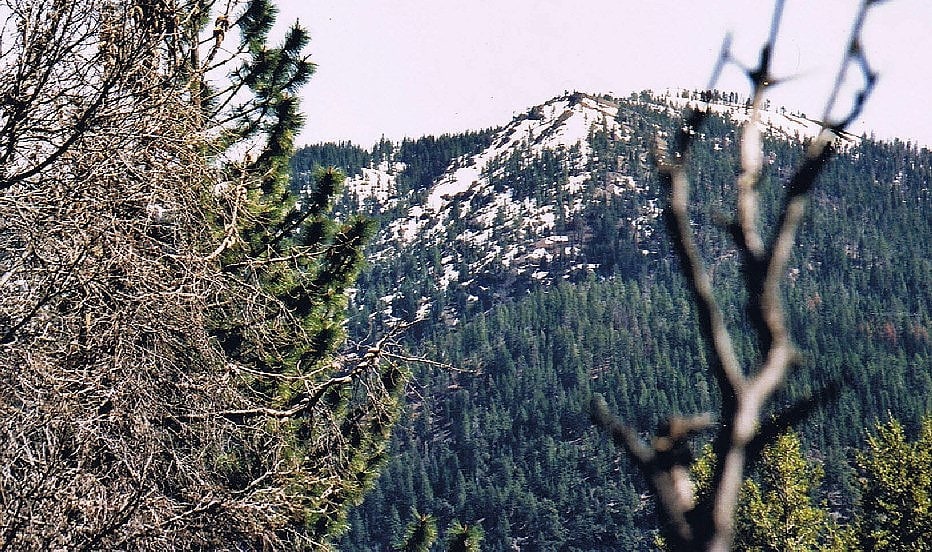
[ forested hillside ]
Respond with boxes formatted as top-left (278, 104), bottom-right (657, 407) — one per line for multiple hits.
top-left (291, 91), bottom-right (931, 550)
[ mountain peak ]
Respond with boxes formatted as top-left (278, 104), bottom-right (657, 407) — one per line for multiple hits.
top-left (316, 89), bottom-right (861, 322)
top-left (421, 92), bottom-right (622, 215)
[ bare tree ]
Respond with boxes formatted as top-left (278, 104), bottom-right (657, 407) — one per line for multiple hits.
top-left (592, 1), bottom-right (882, 549)
top-left (0, 1), bottom-right (404, 549)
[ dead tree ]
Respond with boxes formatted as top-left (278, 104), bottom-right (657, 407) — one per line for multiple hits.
top-left (592, 1), bottom-right (881, 549)
top-left (0, 1), bottom-right (405, 549)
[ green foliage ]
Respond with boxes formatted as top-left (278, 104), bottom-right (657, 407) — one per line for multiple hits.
top-left (393, 132), bottom-right (496, 195)
top-left (689, 444), bottom-right (716, 501)
top-left (396, 509), bottom-right (439, 552)
top-left (854, 417), bottom-right (932, 550)
top-left (206, 0), bottom-right (400, 545)
top-left (484, 146), bottom-right (575, 202)
top-left (446, 520), bottom-right (484, 552)
top-left (684, 435), bottom-right (847, 552)
top-left (292, 142), bottom-right (372, 183)
top-left (735, 432), bottom-right (840, 551)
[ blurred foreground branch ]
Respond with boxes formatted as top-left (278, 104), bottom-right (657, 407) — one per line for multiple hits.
top-left (592, 1), bottom-right (881, 549)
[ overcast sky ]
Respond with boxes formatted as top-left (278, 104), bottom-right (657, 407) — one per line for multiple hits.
top-left (276, 1), bottom-right (932, 148)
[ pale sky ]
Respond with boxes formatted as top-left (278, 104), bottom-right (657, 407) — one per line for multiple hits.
top-left (277, 1), bottom-right (932, 148)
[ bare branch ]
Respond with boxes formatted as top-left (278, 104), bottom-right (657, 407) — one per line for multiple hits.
top-left (0, 1), bottom-right (400, 548)
top-left (656, 138), bottom-right (746, 410)
top-left (592, 394), bottom-right (713, 545)
top-left (595, 1), bottom-right (886, 550)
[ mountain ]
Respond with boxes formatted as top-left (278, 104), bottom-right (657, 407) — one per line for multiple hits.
top-left (291, 90), bottom-right (931, 550)
top-left (301, 91), bottom-right (859, 324)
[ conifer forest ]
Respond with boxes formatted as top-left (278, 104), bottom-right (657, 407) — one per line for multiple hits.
top-left (0, 0), bottom-right (929, 550)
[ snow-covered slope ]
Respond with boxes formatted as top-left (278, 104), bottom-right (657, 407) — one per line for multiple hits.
top-left (333, 90), bottom-right (841, 322)
top-left (343, 160), bottom-right (404, 209)
top-left (656, 89), bottom-right (858, 143)
top-left (351, 94), bottom-right (653, 287)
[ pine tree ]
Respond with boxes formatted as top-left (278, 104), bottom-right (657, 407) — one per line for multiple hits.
top-left (446, 520), bottom-right (484, 552)
top-left (688, 433), bottom-right (844, 552)
top-left (854, 417), bottom-right (932, 550)
top-left (202, 0), bottom-right (406, 544)
top-left (395, 509), bottom-right (439, 552)
top-left (734, 432), bottom-right (842, 551)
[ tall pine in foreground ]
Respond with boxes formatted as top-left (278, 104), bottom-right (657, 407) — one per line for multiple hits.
top-left (203, 0), bottom-right (406, 544)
